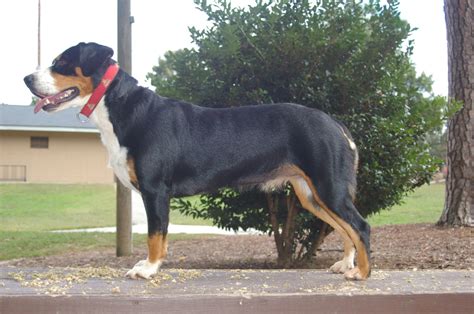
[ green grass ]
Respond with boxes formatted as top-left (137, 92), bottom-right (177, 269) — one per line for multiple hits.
top-left (0, 184), bottom-right (210, 231)
top-left (0, 231), bottom-right (207, 261)
top-left (0, 231), bottom-right (118, 260)
top-left (0, 184), bottom-right (116, 231)
top-left (367, 183), bottom-right (445, 226)
top-left (0, 183), bottom-right (210, 261)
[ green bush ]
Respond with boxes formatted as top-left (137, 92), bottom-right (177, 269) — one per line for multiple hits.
top-left (148, 0), bottom-right (449, 266)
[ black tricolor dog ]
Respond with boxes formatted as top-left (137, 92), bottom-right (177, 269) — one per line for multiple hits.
top-left (24, 42), bottom-right (371, 280)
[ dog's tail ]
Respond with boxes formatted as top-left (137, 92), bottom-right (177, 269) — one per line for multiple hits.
top-left (332, 118), bottom-right (359, 201)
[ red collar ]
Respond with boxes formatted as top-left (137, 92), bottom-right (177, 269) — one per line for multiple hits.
top-left (79, 63), bottom-right (119, 118)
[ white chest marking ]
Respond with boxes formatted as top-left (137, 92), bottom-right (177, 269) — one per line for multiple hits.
top-left (90, 102), bottom-right (138, 192)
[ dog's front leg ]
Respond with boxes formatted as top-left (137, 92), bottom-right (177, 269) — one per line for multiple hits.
top-left (126, 186), bottom-right (169, 279)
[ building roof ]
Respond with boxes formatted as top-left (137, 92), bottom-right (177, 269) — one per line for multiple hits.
top-left (0, 104), bottom-right (98, 133)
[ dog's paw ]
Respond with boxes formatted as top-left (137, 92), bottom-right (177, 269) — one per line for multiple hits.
top-left (126, 259), bottom-right (162, 279)
top-left (344, 267), bottom-right (366, 281)
top-left (330, 259), bottom-right (354, 274)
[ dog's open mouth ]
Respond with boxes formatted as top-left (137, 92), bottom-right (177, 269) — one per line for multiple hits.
top-left (33, 87), bottom-right (79, 113)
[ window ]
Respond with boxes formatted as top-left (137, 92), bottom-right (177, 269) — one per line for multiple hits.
top-left (0, 165), bottom-right (27, 181)
top-left (31, 136), bottom-right (49, 149)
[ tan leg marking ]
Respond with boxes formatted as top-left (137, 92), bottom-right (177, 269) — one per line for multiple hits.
top-left (288, 165), bottom-right (369, 280)
top-left (148, 233), bottom-right (168, 263)
top-left (326, 212), bottom-right (370, 280)
top-left (289, 176), bottom-right (356, 275)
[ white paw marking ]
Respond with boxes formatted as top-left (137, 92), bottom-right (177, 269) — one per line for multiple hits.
top-left (126, 259), bottom-right (162, 279)
top-left (344, 267), bottom-right (364, 281)
top-left (330, 259), bottom-right (354, 274)
top-left (329, 247), bottom-right (355, 274)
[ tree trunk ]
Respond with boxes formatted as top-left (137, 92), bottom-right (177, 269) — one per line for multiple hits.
top-left (266, 193), bottom-right (298, 268)
top-left (438, 0), bottom-right (473, 227)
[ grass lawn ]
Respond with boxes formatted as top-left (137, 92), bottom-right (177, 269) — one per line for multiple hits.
top-left (0, 184), bottom-right (210, 231)
top-left (0, 184), bottom-right (116, 232)
top-left (0, 231), bottom-right (202, 261)
top-left (367, 183), bottom-right (445, 226)
top-left (0, 183), bottom-right (444, 261)
top-left (0, 231), bottom-right (118, 260)
top-left (0, 183), bottom-right (209, 260)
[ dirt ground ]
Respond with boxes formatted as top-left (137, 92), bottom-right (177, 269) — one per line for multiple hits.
top-left (5, 224), bottom-right (473, 271)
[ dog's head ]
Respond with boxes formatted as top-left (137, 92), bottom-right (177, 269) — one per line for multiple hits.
top-left (24, 42), bottom-right (114, 113)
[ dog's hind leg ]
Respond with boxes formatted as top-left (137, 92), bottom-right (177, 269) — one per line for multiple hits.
top-left (126, 186), bottom-right (170, 279)
top-left (324, 201), bottom-right (371, 280)
top-left (289, 170), bottom-right (370, 280)
top-left (289, 177), bottom-right (356, 275)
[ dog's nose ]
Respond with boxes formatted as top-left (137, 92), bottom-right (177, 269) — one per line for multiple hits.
top-left (24, 74), bottom-right (35, 87)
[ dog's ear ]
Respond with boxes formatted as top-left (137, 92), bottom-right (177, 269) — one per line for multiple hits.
top-left (79, 42), bottom-right (114, 76)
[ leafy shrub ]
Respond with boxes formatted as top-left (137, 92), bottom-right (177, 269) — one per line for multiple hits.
top-left (148, 0), bottom-right (448, 266)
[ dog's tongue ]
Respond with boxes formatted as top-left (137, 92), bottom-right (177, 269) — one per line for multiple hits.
top-left (33, 90), bottom-right (70, 113)
top-left (34, 96), bottom-right (54, 113)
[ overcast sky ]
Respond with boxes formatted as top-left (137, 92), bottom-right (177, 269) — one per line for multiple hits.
top-left (0, 0), bottom-right (447, 106)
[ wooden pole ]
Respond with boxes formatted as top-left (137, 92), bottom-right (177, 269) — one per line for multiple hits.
top-left (116, 0), bottom-right (133, 256)
top-left (37, 0), bottom-right (41, 69)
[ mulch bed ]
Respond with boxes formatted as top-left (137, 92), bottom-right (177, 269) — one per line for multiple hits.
top-left (5, 224), bottom-right (472, 271)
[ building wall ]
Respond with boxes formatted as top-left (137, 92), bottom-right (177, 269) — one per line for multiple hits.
top-left (0, 130), bottom-right (114, 184)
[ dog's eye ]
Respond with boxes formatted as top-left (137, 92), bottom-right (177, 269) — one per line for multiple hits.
top-left (52, 59), bottom-right (75, 75)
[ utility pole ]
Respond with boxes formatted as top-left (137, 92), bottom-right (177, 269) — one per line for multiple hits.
top-left (116, 0), bottom-right (134, 256)
top-left (37, 0), bottom-right (41, 69)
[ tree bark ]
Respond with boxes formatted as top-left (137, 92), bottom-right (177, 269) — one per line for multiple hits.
top-left (438, 0), bottom-right (473, 227)
top-left (266, 194), bottom-right (284, 260)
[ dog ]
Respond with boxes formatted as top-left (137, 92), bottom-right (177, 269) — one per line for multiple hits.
top-left (24, 42), bottom-right (371, 280)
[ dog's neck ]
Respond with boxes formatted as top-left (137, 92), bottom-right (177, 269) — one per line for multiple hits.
top-left (104, 69), bottom-right (138, 101)
top-left (92, 69), bottom-right (157, 148)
